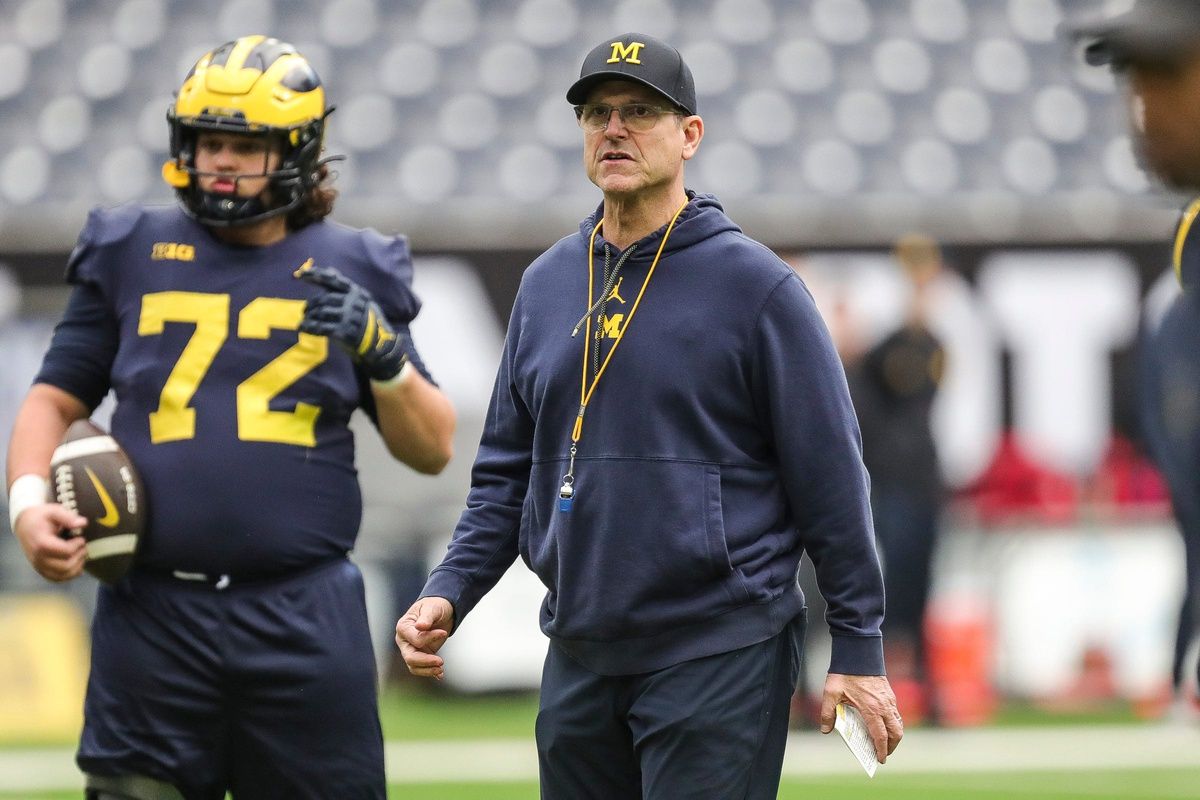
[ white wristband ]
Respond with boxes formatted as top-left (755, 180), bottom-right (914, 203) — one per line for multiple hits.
top-left (8, 474), bottom-right (49, 531)
top-left (370, 357), bottom-right (413, 389)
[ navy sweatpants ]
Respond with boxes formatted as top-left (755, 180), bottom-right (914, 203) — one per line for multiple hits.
top-left (536, 614), bottom-right (805, 800)
top-left (78, 559), bottom-right (385, 800)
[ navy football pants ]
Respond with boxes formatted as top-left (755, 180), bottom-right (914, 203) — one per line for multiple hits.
top-left (536, 614), bottom-right (805, 800)
top-left (77, 559), bottom-right (385, 800)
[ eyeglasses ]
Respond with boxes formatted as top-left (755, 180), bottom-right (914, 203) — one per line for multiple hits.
top-left (573, 103), bottom-right (682, 133)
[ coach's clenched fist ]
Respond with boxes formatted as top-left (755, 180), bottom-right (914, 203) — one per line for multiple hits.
top-left (396, 596), bottom-right (456, 680)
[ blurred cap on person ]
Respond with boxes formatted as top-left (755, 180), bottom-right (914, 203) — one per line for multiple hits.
top-left (1070, 0), bottom-right (1200, 66)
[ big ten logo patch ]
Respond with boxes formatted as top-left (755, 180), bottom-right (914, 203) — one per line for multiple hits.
top-left (607, 41), bottom-right (644, 64)
top-left (151, 242), bottom-right (196, 261)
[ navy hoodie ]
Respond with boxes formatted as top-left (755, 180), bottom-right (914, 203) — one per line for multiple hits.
top-left (421, 193), bottom-right (885, 676)
top-left (1141, 200), bottom-right (1200, 547)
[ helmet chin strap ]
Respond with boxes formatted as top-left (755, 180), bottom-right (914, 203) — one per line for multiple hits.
top-left (195, 191), bottom-right (277, 227)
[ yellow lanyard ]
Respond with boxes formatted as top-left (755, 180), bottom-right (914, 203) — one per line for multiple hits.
top-left (559, 198), bottom-right (689, 508)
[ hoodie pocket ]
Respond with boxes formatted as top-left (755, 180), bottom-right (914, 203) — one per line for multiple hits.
top-left (521, 459), bottom-right (749, 640)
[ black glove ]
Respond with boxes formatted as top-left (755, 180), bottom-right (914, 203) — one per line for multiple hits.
top-left (294, 259), bottom-right (409, 381)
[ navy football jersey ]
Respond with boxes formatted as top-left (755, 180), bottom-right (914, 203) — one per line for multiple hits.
top-left (38, 205), bottom-right (421, 577)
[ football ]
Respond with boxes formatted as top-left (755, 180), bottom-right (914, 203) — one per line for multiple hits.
top-left (49, 419), bottom-right (145, 584)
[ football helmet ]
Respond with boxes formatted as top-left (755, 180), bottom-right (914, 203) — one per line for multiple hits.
top-left (162, 35), bottom-right (334, 226)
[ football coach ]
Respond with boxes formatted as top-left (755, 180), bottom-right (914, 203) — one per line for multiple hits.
top-left (397, 32), bottom-right (902, 798)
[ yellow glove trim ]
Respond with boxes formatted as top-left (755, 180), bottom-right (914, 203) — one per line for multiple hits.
top-left (357, 308), bottom-right (377, 356)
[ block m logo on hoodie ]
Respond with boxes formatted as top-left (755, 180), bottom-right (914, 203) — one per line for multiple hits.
top-left (602, 313), bottom-right (625, 338)
top-left (607, 41), bottom-right (644, 64)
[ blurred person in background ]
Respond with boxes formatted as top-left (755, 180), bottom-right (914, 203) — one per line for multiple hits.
top-left (849, 233), bottom-right (948, 725)
top-left (396, 32), bottom-right (901, 799)
top-left (0, 262), bottom-right (22, 592)
top-left (1073, 0), bottom-right (1200, 718)
top-left (5, 35), bottom-right (454, 798)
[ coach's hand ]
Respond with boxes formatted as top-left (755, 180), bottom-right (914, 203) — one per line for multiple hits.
top-left (294, 259), bottom-right (408, 381)
top-left (396, 597), bottom-right (455, 680)
top-left (819, 673), bottom-right (903, 763)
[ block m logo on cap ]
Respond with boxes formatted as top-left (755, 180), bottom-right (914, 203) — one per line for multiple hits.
top-left (607, 40), bottom-right (645, 64)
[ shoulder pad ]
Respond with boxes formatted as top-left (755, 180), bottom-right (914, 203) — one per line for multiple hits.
top-left (65, 205), bottom-right (147, 284)
top-left (357, 227), bottom-right (419, 324)
top-left (361, 228), bottom-right (414, 284)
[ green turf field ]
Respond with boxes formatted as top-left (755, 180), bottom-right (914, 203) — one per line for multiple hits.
top-left (379, 685), bottom-right (540, 739)
top-left (4, 689), bottom-right (1196, 799)
top-left (0, 687), bottom-right (1153, 749)
top-left (377, 687), bottom-right (1155, 738)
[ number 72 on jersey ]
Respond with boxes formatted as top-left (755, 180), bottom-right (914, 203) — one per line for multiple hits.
top-left (138, 290), bottom-right (328, 447)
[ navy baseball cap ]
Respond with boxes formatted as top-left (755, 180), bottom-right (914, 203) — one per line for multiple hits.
top-left (1071, 0), bottom-right (1200, 66)
top-left (566, 33), bottom-right (697, 115)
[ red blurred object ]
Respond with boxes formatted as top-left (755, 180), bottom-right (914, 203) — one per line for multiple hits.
top-left (960, 433), bottom-right (1079, 524)
top-left (890, 677), bottom-right (929, 726)
top-left (1088, 435), bottom-right (1170, 508)
top-left (924, 595), bottom-right (997, 727)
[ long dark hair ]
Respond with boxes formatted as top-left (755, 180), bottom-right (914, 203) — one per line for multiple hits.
top-left (287, 160), bottom-right (338, 230)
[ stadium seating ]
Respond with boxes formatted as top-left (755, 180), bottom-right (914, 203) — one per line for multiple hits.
top-left (0, 0), bottom-right (1160, 247)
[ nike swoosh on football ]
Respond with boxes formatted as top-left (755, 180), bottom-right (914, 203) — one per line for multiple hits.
top-left (84, 466), bottom-right (120, 528)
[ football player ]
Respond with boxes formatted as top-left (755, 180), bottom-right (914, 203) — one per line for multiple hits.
top-left (5, 35), bottom-right (454, 798)
top-left (1072, 0), bottom-right (1200, 716)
